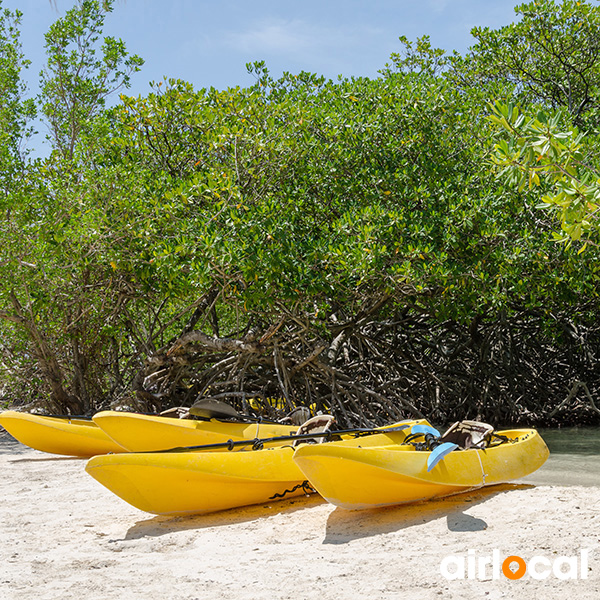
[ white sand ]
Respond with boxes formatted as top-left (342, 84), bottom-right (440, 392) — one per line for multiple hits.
top-left (1, 431), bottom-right (599, 600)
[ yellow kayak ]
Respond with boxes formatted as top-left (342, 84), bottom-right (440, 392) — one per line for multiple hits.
top-left (0, 410), bottom-right (126, 457)
top-left (293, 427), bottom-right (549, 509)
top-left (85, 420), bottom-right (427, 515)
top-left (86, 446), bottom-right (309, 516)
top-left (92, 410), bottom-right (298, 452)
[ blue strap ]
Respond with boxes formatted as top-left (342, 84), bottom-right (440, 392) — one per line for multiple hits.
top-left (410, 424), bottom-right (441, 438)
top-left (427, 442), bottom-right (459, 472)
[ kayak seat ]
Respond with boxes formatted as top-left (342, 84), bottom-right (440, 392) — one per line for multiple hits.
top-left (292, 415), bottom-right (335, 447)
top-left (438, 420), bottom-right (494, 450)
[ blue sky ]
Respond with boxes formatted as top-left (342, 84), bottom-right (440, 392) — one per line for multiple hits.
top-left (10, 0), bottom-right (521, 151)
top-left (13, 0), bottom-right (522, 94)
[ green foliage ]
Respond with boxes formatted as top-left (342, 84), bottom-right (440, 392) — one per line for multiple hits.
top-left (0, 0), bottom-right (144, 409)
top-left (490, 101), bottom-right (600, 249)
top-left (40, 0), bottom-right (143, 159)
top-left (0, 2), bottom-right (35, 195)
top-left (383, 35), bottom-right (449, 76)
top-left (1, 0), bottom-right (600, 413)
top-left (101, 69), bottom-right (597, 323)
top-left (458, 0), bottom-right (600, 126)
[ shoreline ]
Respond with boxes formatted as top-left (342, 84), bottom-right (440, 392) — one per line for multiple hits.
top-left (1, 432), bottom-right (599, 599)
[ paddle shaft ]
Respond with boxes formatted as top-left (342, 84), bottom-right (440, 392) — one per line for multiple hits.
top-left (152, 424), bottom-right (410, 454)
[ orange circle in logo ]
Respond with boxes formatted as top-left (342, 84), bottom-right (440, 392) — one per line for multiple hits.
top-left (502, 555), bottom-right (527, 580)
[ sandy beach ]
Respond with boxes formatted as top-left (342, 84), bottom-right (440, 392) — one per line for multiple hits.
top-left (1, 430), bottom-right (599, 600)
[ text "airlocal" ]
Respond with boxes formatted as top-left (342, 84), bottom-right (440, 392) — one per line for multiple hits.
top-left (440, 549), bottom-right (591, 580)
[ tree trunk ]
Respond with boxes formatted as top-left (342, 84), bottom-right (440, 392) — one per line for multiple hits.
top-left (5, 291), bottom-right (80, 413)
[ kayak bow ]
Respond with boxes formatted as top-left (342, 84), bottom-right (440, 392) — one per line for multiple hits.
top-left (0, 410), bottom-right (126, 457)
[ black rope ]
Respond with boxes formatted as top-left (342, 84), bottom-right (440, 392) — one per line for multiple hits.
top-left (269, 480), bottom-right (315, 500)
top-left (402, 431), bottom-right (439, 450)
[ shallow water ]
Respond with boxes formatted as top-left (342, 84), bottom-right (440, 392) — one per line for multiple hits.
top-left (521, 427), bottom-right (600, 487)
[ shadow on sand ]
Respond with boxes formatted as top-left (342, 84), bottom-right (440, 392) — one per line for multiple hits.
top-left (8, 455), bottom-right (87, 463)
top-left (123, 492), bottom-right (328, 541)
top-left (322, 483), bottom-right (534, 545)
top-left (122, 482), bottom-right (534, 544)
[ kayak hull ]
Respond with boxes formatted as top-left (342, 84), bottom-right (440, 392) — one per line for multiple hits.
top-left (92, 411), bottom-right (298, 452)
top-left (293, 429), bottom-right (549, 509)
top-left (0, 410), bottom-right (126, 457)
top-left (86, 447), bottom-right (308, 515)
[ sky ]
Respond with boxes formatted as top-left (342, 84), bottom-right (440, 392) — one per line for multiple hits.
top-left (9, 0), bottom-right (522, 153)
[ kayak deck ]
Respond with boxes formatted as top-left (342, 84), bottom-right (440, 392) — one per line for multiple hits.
top-left (92, 410), bottom-right (298, 452)
top-left (0, 410), bottom-right (126, 457)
